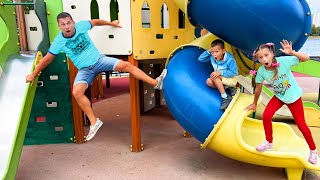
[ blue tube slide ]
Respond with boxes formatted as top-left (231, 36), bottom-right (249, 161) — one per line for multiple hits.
top-left (163, 0), bottom-right (312, 143)
top-left (187, 0), bottom-right (311, 57)
top-left (163, 46), bottom-right (223, 142)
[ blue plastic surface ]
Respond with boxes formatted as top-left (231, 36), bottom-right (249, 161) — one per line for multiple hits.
top-left (163, 46), bottom-right (224, 142)
top-left (164, 0), bottom-right (311, 142)
top-left (187, 0), bottom-right (311, 57)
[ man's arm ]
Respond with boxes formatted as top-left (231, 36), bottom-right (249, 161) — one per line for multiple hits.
top-left (90, 19), bottom-right (122, 28)
top-left (26, 53), bottom-right (55, 83)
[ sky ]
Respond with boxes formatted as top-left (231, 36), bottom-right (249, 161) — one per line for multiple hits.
top-left (307, 0), bottom-right (320, 13)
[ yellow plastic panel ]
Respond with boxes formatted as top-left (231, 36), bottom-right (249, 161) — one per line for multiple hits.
top-left (201, 91), bottom-right (320, 180)
top-left (131, 0), bottom-right (194, 60)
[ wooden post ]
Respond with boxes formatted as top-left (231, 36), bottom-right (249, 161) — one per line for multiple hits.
top-left (91, 76), bottom-right (99, 99)
top-left (105, 72), bottom-right (111, 88)
top-left (68, 59), bottom-right (85, 143)
top-left (97, 73), bottom-right (104, 98)
top-left (129, 55), bottom-right (142, 152)
top-left (16, 0), bottom-right (28, 51)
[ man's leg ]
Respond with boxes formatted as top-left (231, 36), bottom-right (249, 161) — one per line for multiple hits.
top-left (72, 83), bottom-right (97, 125)
top-left (115, 61), bottom-right (158, 86)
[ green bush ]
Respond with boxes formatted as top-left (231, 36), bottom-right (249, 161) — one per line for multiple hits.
top-left (311, 24), bottom-right (320, 36)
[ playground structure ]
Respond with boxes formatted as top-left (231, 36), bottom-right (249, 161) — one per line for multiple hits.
top-left (1, 0), bottom-right (194, 179)
top-left (0, 0), bottom-right (319, 180)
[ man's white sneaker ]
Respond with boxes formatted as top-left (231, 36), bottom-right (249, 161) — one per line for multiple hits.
top-left (154, 69), bottom-right (167, 90)
top-left (256, 141), bottom-right (273, 152)
top-left (85, 118), bottom-right (103, 141)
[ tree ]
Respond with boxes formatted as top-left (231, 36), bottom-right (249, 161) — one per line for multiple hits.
top-left (316, 26), bottom-right (320, 35)
top-left (311, 24), bottom-right (317, 35)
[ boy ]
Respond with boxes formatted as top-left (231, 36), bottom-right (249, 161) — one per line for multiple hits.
top-left (26, 12), bottom-right (167, 141)
top-left (198, 39), bottom-right (238, 110)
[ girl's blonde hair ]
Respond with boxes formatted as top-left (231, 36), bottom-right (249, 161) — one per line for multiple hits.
top-left (251, 43), bottom-right (278, 87)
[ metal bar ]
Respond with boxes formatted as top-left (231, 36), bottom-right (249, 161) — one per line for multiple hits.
top-left (0, 2), bottom-right (34, 6)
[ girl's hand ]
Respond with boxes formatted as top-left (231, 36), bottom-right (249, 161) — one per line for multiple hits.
top-left (245, 103), bottom-right (257, 111)
top-left (279, 39), bottom-right (294, 55)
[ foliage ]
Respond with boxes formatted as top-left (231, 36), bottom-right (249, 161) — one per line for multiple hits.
top-left (310, 24), bottom-right (320, 36)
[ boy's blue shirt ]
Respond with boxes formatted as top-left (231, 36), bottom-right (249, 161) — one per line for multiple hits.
top-left (198, 50), bottom-right (238, 78)
top-left (255, 56), bottom-right (302, 104)
top-left (49, 21), bottom-right (100, 69)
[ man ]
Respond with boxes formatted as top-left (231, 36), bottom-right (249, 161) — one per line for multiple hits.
top-left (26, 12), bottom-right (167, 141)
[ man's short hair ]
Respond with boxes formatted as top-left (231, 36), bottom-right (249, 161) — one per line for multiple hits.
top-left (211, 39), bottom-right (225, 49)
top-left (57, 12), bottom-right (73, 22)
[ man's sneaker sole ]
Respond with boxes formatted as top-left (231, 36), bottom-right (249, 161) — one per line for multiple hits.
top-left (85, 121), bottom-right (103, 141)
top-left (155, 69), bottom-right (167, 90)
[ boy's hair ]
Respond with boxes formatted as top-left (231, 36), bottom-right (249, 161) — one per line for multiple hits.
top-left (251, 43), bottom-right (278, 87)
top-left (210, 39), bottom-right (225, 49)
top-left (57, 12), bottom-right (73, 22)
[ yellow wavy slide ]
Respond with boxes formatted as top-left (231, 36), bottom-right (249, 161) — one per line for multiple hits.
top-left (201, 90), bottom-right (320, 180)
top-left (185, 31), bottom-right (320, 180)
top-left (237, 75), bottom-right (320, 127)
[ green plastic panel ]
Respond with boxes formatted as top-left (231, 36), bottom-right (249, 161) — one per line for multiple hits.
top-left (0, 4), bottom-right (19, 67)
top-left (45, 0), bottom-right (63, 43)
top-left (90, 0), bottom-right (99, 19)
top-left (291, 59), bottom-right (320, 78)
top-left (34, 0), bottom-right (50, 55)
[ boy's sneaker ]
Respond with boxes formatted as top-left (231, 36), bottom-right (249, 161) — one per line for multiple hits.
top-left (86, 118), bottom-right (103, 141)
top-left (256, 141), bottom-right (273, 152)
top-left (308, 150), bottom-right (318, 164)
top-left (226, 87), bottom-right (237, 96)
top-left (154, 69), bottom-right (167, 90)
top-left (220, 95), bottom-right (232, 110)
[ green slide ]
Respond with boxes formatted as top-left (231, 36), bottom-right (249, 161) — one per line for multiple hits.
top-left (0, 53), bottom-right (40, 180)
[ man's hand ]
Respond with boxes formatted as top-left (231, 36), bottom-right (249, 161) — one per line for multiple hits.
top-left (26, 74), bottom-right (35, 85)
top-left (111, 20), bottom-right (122, 28)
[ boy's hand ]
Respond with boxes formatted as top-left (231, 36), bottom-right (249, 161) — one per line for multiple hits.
top-left (210, 71), bottom-right (221, 79)
top-left (111, 20), bottom-right (122, 28)
top-left (279, 39), bottom-right (294, 55)
top-left (245, 103), bottom-right (257, 111)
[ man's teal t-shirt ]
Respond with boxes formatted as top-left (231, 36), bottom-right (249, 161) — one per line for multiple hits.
top-left (49, 21), bottom-right (100, 69)
top-left (255, 56), bottom-right (302, 104)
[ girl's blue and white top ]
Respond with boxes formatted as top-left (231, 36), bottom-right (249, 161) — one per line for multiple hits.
top-left (255, 56), bottom-right (302, 104)
top-left (49, 21), bottom-right (99, 69)
top-left (198, 50), bottom-right (238, 78)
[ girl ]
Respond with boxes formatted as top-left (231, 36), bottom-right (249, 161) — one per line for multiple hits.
top-left (246, 40), bottom-right (318, 164)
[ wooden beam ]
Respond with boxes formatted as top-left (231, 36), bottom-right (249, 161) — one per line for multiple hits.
top-left (16, 0), bottom-right (28, 51)
top-left (68, 59), bottom-right (85, 144)
top-left (129, 55), bottom-right (142, 152)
